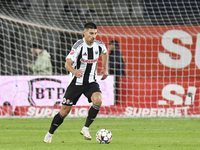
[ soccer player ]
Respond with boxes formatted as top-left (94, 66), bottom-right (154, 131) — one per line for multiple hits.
top-left (44, 22), bottom-right (109, 143)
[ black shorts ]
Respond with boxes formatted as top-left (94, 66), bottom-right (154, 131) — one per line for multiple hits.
top-left (62, 82), bottom-right (101, 106)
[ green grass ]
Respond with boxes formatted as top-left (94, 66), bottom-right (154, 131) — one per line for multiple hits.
top-left (0, 117), bottom-right (200, 150)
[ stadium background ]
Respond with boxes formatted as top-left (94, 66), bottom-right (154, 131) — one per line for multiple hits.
top-left (0, 0), bottom-right (200, 117)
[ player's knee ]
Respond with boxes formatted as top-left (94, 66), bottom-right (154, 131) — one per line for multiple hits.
top-left (60, 105), bottom-right (72, 117)
top-left (94, 99), bottom-right (102, 106)
top-left (91, 93), bottom-right (102, 106)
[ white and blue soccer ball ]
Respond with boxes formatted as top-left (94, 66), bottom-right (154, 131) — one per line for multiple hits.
top-left (96, 129), bottom-right (112, 144)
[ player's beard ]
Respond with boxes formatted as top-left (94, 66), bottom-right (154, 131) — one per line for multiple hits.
top-left (90, 38), bottom-right (94, 44)
top-left (86, 38), bottom-right (95, 45)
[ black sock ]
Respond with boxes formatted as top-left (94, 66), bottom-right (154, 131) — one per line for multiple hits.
top-left (49, 112), bottom-right (64, 134)
top-left (85, 105), bottom-right (100, 127)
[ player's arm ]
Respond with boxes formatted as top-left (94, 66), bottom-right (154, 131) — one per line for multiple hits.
top-left (100, 51), bottom-right (109, 80)
top-left (65, 58), bottom-right (83, 78)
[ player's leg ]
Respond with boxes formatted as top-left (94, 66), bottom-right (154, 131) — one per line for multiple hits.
top-left (49, 105), bottom-right (72, 134)
top-left (81, 82), bottom-right (102, 140)
top-left (85, 92), bottom-right (102, 127)
top-left (44, 83), bottom-right (81, 143)
top-left (81, 92), bottom-right (102, 140)
top-left (44, 105), bottom-right (72, 143)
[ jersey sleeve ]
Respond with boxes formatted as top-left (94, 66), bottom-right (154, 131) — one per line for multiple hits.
top-left (101, 43), bottom-right (107, 54)
top-left (66, 40), bottom-right (82, 62)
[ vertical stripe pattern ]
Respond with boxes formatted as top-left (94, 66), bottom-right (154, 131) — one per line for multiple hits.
top-left (83, 48), bottom-right (93, 84)
top-left (72, 48), bottom-right (82, 84)
top-left (67, 38), bottom-right (107, 85)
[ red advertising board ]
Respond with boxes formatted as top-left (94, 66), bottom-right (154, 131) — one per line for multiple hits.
top-left (96, 25), bottom-right (200, 116)
top-left (118, 77), bottom-right (200, 116)
top-left (0, 106), bottom-right (12, 116)
top-left (97, 25), bottom-right (200, 78)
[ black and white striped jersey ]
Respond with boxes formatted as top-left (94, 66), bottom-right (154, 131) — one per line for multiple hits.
top-left (66, 38), bottom-right (107, 85)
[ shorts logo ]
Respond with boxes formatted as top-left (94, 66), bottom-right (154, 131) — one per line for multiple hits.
top-left (62, 98), bottom-right (73, 105)
top-left (67, 99), bottom-right (71, 104)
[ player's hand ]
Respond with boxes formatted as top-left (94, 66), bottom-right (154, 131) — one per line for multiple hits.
top-left (73, 69), bottom-right (83, 78)
top-left (100, 68), bottom-right (108, 80)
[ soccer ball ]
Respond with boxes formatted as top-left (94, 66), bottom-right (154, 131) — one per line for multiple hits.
top-left (96, 129), bottom-right (112, 144)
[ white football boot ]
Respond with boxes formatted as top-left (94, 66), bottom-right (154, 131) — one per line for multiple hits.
top-left (44, 132), bottom-right (53, 143)
top-left (80, 126), bottom-right (92, 140)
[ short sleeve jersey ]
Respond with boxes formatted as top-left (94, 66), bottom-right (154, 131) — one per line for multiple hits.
top-left (66, 38), bottom-right (107, 85)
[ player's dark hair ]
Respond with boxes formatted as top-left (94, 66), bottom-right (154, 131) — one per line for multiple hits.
top-left (84, 22), bottom-right (97, 29)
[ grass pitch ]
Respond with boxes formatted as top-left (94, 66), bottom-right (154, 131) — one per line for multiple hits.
top-left (0, 117), bottom-right (200, 150)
